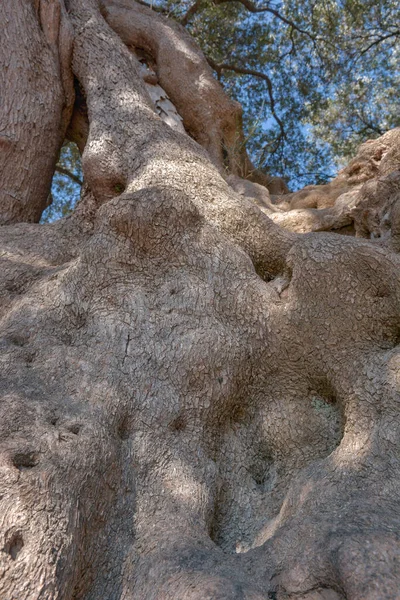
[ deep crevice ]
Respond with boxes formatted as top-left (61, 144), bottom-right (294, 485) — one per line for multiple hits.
top-left (12, 451), bottom-right (39, 471)
top-left (117, 416), bottom-right (132, 440)
top-left (309, 379), bottom-right (345, 453)
top-left (3, 532), bottom-right (24, 560)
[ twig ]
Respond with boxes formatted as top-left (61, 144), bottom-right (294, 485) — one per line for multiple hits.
top-left (181, 0), bottom-right (202, 25)
top-left (55, 165), bottom-right (83, 186)
top-left (207, 57), bottom-right (286, 140)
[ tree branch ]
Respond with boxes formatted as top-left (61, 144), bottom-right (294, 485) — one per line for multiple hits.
top-left (181, 0), bottom-right (202, 26)
top-left (213, 0), bottom-right (316, 40)
top-left (55, 165), bottom-right (83, 186)
top-left (358, 30), bottom-right (400, 56)
top-left (207, 57), bottom-right (286, 141)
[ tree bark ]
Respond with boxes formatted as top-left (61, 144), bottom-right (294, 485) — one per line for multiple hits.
top-left (0, 0), bottom-right (74, 224)
top-left (1, 2), bottom-right (400, 599)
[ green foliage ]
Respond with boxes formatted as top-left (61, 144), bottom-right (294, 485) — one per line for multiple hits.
top-left (162, 0), bottom-right (400, 186)
top-left (47, 0), bottom-right (399, 221)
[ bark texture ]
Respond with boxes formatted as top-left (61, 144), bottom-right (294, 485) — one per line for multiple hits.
top-left (269, 129), bottom-right (400, 237)
top-left (0, 0), bottom-right (74, 224)
top-left (1, 2), bottom-right (400, 599)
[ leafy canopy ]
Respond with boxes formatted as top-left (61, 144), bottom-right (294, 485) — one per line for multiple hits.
top-left (46, 0), bottom-right (399, 221)
top-left (175, 0), bottom-right (400, 183)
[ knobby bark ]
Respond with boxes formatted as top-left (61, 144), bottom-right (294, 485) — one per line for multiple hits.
top-left (269, 129), bottom-right (400, 237)
top-left (1, 2), bottom-right (400, 599)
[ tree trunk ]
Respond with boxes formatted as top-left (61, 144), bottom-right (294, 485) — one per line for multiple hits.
top-left (0, 0), bottom-right (74, 225)
top-left (1, 2), bottom-right (400, 599)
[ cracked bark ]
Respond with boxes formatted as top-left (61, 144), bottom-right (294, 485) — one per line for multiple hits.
top-left (1, 2), bottom-right (400, 599)
top-left (0, 0), bottom-right (74, 224)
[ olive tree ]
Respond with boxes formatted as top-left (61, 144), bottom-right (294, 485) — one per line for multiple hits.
top-left (1, 1), bottom-right (400, 599)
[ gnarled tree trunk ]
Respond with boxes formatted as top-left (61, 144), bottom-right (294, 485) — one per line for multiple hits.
top-left (1, 2), bottom-right (400, 599)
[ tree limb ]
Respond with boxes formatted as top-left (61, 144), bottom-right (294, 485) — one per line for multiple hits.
top-left (213, 0), bottom-right (316, 40)
top-left (358, 30), bottom-right (400, 56)
top-left (55, 164), bottom-right (83, 185)
top-left (181, 0), bottom-right (202, 26)
top-left (207, 57), bottom-right (286, 141)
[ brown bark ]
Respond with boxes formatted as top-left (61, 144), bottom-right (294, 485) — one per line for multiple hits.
top-left (1, 2), bottom-right (400, 599)
top-left (97, 0), bottom-right (287, 194)
top-left (270, 129), bottom-right (400, 237)
top-left (0, 0), bottom-right (74, 225)
top-left (98, 0), bottom-right (244, 173)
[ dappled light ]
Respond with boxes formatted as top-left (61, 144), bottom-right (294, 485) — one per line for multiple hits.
top-left (1, 1), bottom-right (400, 599)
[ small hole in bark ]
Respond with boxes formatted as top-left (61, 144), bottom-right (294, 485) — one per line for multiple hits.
top-left (231, 404), bottom-right (246, 423)
top-left (25, 352), bottom-right (35, 365)
top-left (251, 462), bottom-right (273, 486)
top-left (117, 417), bottom-right (131, 440)
top-left (169, 415), bottom-right (186, 431)
top-left (73, 313), bottom-right (86, 329)
top-left (12, 451), bottom-right (39, 471)
top-left (3, 532), bottom-right (24, 560)
top-left (309, 377), bottom-right (336, 403)
top-left (249, 442), bottom-right (274, 487)
top-left (8, 334), bottom-right (27, 347)
top-left (114, 183), bottom-right (125, 195)
top-left (66, 423), bottom-right (81, 435)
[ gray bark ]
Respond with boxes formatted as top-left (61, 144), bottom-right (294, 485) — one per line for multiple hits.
top-left (1, 2), bottom-right (400, 599)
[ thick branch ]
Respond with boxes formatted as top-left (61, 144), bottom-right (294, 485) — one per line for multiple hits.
top-left (100, 0), bottom-right (253, 178)
top-left (0, 0), bottom-right (67, 224)
top-left (74, 0), bottom-right (295, 279)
